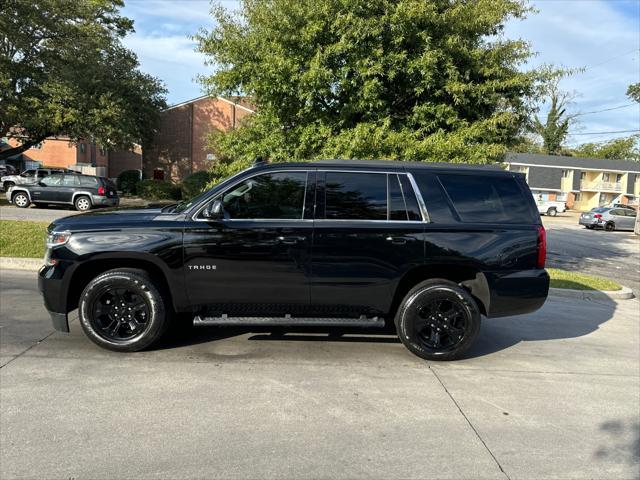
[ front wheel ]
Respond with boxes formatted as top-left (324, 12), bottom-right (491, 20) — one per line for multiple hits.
top-left (12, 192), bottom-right (30, 208)
top-left (78, 269), bottom-right (169, 352)
top-left (395, 279), bottom-right (481, 361)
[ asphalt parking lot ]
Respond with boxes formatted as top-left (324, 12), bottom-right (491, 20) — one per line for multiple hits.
top-left (1, 269), bottom-right (638, 479)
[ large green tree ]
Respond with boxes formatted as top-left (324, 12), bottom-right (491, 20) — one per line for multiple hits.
top-left (571, 135), bottom-right (640, 161)
top-left (196, 0), bottom-right (548, 180)
top-left (0, 0), bottom-right (166, 160)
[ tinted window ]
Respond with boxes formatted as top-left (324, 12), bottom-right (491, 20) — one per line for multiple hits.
top-left (610, 209), bottom-right (625, 216)
top-left (62, 175), bottom-right (79, 186)
top-left (79, 176), bottom-right (98, 187)
top-left (41, 175), bottom-right (63, 186)
top-left (22, 170), bottom-right (35, 177)
top-left (37, 170), bottom-right (49, 177)
top-left (221, 172), bottom-right (307, 219)
top-left (325, 172), bottom-right (387, 220)
top-left (438, 174), bottom-right (535, 223)
top-left (389, 174), bottom-right (407, 221)
top-left (398, 175), bottom-right (422, 221)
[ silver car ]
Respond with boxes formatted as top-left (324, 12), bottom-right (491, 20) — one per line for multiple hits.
top-left (579, 207), bottom-right (637, 231)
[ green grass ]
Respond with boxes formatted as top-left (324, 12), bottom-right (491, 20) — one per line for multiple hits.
top-left (548, 268), bottom-right (622, 291)
top-left (0, 220), bottom-right (49, 258)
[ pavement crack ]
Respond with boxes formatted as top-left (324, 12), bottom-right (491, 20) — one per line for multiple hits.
top-left (429, 365), bottom-right (511, 480)
top-left (0, 329), bottom-right (57, 370)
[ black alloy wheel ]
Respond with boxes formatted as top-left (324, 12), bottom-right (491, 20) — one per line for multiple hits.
top-left (90, 287), bottom-right (151, 342)
top-left (395, 279), bottom-right (481, 361)
top-left (78, 269), bottom-right (170, 351)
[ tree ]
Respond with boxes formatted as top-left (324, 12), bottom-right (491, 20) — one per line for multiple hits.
top-left (0, 0), bottom-right (166, 160)
top-left (195, 0), bottom-right (549, 180)
top-left (627, 83), bottom-right (640, 103)
top-left (571, 135), bottom-right (640, 161)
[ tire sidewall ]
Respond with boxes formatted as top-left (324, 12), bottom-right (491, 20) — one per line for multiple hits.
top-left (13, 192), bottom-right (29, 208)
top-left (79, 272), bottom-right (166, 352)
top-left (395, 280), bottom-right (481, 361)
top-left (75, 195), bottom-right (91, 211)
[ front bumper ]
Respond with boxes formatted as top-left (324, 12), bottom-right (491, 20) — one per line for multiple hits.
top-left (38, 264), bottom-right (70, 332)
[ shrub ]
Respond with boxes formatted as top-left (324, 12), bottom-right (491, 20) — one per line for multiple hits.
top-left (117, 170), bottom-right (142, 195)
top-left (182, 171), bottom-right (213, 200)
top-left (136, 180), bottom-right (182, 201)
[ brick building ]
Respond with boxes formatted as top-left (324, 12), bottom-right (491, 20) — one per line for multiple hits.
top-left (1, 136), bottom-right (141, 178)
top-left (142, 96), bottom-right (254, 181)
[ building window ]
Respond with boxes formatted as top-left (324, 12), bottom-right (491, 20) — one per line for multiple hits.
top-left (616, 174), bottom-right (623, 183)
top-left (602, 173), bottom-right (610, 182)
top-left (580, 172), bottom-right (586, 180)
top-left (100, 147), bottom-right (106, 156)
top-left (561, 169), bottom-right (571, 178)
top-left (575, 193), bottom-right (582, 201)
top-left (79, 143), bottom-right (85, 153)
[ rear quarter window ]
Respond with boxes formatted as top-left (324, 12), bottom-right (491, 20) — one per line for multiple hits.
top-left (79, 176), bottom-right (99, 187)
top-left (437, 174), bottom-right (536, 224)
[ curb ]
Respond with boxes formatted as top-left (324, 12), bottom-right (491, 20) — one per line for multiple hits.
top-left (0, 257), bottom-right (42, 271)
top-left (549, 286), bottom-right (635, 301)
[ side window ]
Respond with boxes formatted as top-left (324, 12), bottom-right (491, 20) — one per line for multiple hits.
top-left (610, 209), bottom-right (624, 216)
top-left (41, 175), bottom-right (63, 186)
top-left (62, 175), bottom-right (79, 186)
top-left (221, 172), bottom-right (307, 219)
top-left (398, 175), bottom-right (422, 221)
top-left (325, 172), bottom-right (387, 220)
top-left (22, 170), bottom-right (35, 177)
top-left (79, 176), bottom-right (99, 187)
top-left (389, 174), bottom-right (407, 221)
top-left (37, 170), bottom-right (49, 177)
top-left (437, 174), bottom-right (536, 224)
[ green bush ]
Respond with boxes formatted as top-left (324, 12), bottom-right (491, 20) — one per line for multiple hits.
top-left (136, 180), bottom-right (182, 201)
top-left (117, 170), bottom-right (141, 195)
top-left (182, 171), bottom-right (213, 200)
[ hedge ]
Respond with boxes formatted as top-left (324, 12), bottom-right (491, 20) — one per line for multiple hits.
top-left (117, 170), bottom-right (141, 195)
top-left (136, 180), bottom-right (182, 200)
top-left (182, 171), bottom-right (213, 200)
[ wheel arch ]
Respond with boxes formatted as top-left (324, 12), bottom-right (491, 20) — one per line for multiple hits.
top-left (72, 191), bottom-right (93, 203)
top-left (66, 254), bottom-right (181, 315)
top-left (11, 187), bottom-right (31, 202)
top-left (390, 265), bottom-right (489, 320)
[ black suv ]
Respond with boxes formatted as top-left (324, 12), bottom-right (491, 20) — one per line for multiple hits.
top-left (39, 160), bottom-right (549, 360)
top-left (7, 173), bottom-right (118, 211)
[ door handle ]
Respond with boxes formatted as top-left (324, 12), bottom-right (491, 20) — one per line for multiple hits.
top-left (386, 236), bottom-right (407, 245)
top-left (277, 236), bottom-right (306, 245)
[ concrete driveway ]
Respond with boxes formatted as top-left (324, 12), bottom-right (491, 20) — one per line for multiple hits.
top-left (1, 269), bottom-right (638, 479)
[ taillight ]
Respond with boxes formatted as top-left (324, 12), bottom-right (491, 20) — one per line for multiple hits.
top-left (594, 214), bottom-right (602, 219)
top-left (97, 186), bottom-right (105, 195)
top-left (536, 225), bottom-right (546, 269)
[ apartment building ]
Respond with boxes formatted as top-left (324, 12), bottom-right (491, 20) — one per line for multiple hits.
top-left (504, 153), bottom-right (640, 210)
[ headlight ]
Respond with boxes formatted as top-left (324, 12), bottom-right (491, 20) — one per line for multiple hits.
top-left (46, 231), bottom-right (71, 248)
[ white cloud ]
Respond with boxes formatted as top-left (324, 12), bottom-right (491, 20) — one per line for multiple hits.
top-left (505, 0), bottom-right (640, 145)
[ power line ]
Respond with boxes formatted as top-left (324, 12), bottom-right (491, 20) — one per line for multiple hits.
top-left (568, 129), bottom-right (640, 136)
top-left (574, 103), bottom-right (638, 117)
top-left (578, 48), bottom-right (640, 73)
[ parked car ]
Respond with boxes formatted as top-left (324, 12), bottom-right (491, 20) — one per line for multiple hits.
top-left (6, 173), bottom-right (118, 211)
top-left (1, 168), bottom-right (68, 191)
top-left (534, 198), bottom-right (566, 216)
top-left (579, 207), bottom-right (637, 231)
top-left (39, 160), bottom-right (549, 360)
top-left (0, 164), bottom-right (18, 176)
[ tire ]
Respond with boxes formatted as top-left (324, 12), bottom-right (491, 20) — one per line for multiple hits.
top-left (585, 225), bottom-right (594, 229)
top-left (78, 269), bottom-right (170, 352)
top-left (3, 181), bottom-right (15, 191)
top-left (74, 195), bottom-right (92, 211)
top-left (547, 207), bottom-right (557, 217)
top-left (604, 222), bottom-right (615, 232)
top-left (394, 279), bottom-right (481, 361)
top-left (12, 192), bottom-right (30, 208)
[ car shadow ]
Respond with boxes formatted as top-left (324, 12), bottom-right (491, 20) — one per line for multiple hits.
top-left (154, 296), bottom-right (617, 360)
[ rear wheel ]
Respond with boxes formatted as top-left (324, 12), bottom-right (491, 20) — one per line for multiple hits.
top-left (12, 192), bottom-right (30, 208)
top-left (546, 207), bottom-right (557, 217)
top-left (74, 195), bottom-right (92, 211)
top-left (605, 222), bottom-right (616, 231)
top-left (78, 269), bottom-right (170, 352)
top-left (394, 279), bottom-right (481, 361)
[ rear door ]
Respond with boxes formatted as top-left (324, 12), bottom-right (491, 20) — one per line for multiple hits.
top-left (310, 170), bottom-right (425, 316)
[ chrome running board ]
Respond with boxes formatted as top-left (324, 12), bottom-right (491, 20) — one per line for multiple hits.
top-left (193, 314), bottom-right (384, 328)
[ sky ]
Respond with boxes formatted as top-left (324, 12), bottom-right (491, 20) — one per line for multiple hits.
top-left (121, 0), bottom-right (640, 146)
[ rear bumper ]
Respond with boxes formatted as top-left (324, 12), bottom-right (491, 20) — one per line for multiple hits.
top-left (579, 216), bottom-right (601, 227)
top-left (91, 195), bottom-right (119, 207)
top-left (465, 269), bottom-right (550, 318)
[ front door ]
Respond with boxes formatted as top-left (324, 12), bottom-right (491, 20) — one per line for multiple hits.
top-left (310, 171), bottom-right (425, 317)
top-left (30, 174), bottom-right (63, 203)
top-left (183, 170), bottom-right (315, 315)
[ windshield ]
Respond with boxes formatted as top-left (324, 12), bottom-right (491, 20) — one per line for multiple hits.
top-left (592, 207), bottom-right (607, 213)
top-left (163, 189), bottom-right (212, 214)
